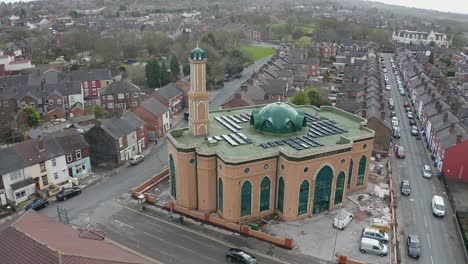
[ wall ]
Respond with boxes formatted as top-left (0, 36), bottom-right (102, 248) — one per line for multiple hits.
top-left (46, 155), bottom-right (69, 185)
top-left (196, 156), bottom-right (216, 212)
top-left (167, 142), bottom-right (197, 209)
top-left (84, 126), bottom-right (119, 166)
top-left (2, 168), bottom-right (35, 202)
top-left (68, 157), bottom-right (91, 178)
top-left (26, 163), bottom-right (48, 190)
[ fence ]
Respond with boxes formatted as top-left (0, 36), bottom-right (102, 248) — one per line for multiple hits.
top-left (131, 167), bottom-right (169, 198)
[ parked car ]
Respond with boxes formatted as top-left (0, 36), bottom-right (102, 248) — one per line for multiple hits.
top-left (25, 198), bottom-right (49, 211)
top-left (333, 209), bottom-right (353, 230)
top-left (407, 111), bottom-right (414, 119)
top-left (432, 195), bottom-right (445, 217)
top-left (130, 154), bottom-right (145, 165)
top-left (385, 84), bottom-right (391, 90)
top-left (360, 237), bottom-right (388, 257)
top-left (400, 89), bottom-right (405, 96)
top-left (403, 101), bottom-right (409, 107)
top-left (56, 187), bottom-right (82, 201)
top-left (396, 146), bottom-right (405, 159)
top-left (407, 235), bottom-right (421, 258)
top-left (390, 111), bottom-right (396, 118)
top-left (226, 248), bottom-right (256, 263)
top-left (361, 227), bottom-right (389, 243)
top-left (422, 165), bottom-right (432, 178)
top-left (409, 119), bottom-right (416, 126)
top-left (411, 126), bottom-right (419, 136)
top-left (400, 180), bottom-right (411, 196)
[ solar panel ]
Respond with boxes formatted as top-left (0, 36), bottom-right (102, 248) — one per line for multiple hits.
top-left (316, 124), bottom-right (336, 135)
top-left (260, 143), bottom-right (269, 149)
top-left (214, 136), bottom-right (223, 141)
top-left (309, 128), bottom-right (323, 137)
top-left (311, 124), bottom-right (330, 135)
top-left (230, 116), bottom-right (242, 123)
top-left (222, 134), bottom-right (239, 146)
top-left (230, 134), bottom-right (246, 144)
top-left (268, 142), bottom-right (278, 147)
top-left (215, 117), bottom-right (238, 133)
top-left (275, 140), bottom-right (285, 146)
top-left (236, 133), bottom-right (252, 144)
top-left (222, 116), bottom-right (242, 130)
top-left (237, 116), bottom-right (249, 122)
top-left (240, 113), bottom-right (251, 119)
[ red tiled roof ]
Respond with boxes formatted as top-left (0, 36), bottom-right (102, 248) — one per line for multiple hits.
top-left (9, 59), bottom-right (30, 65)
top-left (0, 55), bottom-right (9, 59)
top-left (1, 211), bottom-right (151, 264)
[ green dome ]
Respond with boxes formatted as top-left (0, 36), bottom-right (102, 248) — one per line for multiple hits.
top-left (250, 102), bottom-right (306, 134)
top-left (190, 47), bottom-right (206, 61)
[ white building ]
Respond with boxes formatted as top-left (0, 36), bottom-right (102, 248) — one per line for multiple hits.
top-left (392, 30), bottom-right (452, 47)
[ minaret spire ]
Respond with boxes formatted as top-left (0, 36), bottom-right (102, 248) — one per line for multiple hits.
top-left (188, 46), bottom-right (209, 136)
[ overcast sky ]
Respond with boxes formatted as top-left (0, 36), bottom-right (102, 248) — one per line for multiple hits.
top-left (371, 0), bottom-right (468, 14)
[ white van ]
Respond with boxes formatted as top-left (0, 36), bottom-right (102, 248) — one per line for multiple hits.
top-left (362, 227), bottom-right (389, 243)
top-left (360, 237), bottom-right (388, 257)
top-left (432, 195), bottom-right (445, 217)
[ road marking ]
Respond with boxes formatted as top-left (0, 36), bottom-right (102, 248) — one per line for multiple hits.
top-left (427, 233), bottom-right (431, 249)
top-left (424, 215), bottom-right (427, 227)
top-left (421, 200), bottom-right (424, 208)
top-left (144, 231), bottom-right (164, 241)
top-left (114, 219), bottom-right (134, 229)
top-left (118, 204), bottom-right (295, 264)
top-left (431, 255), bottom-right (434, 264)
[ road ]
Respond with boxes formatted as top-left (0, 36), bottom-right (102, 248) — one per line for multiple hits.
top-left (210, 56), bottom-right (272, 110)
top-left (382, 53), bottom-right (467, 264)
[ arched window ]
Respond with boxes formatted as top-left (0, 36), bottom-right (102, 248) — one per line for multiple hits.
top-left (241, 181), bottom-right (252, 217)
top-left (277, 177), bottom-right (285, 212)
top-left (335, 172), bottom-right (345, 205)
top-left (169, 154), bottom-right (176, 198)
top-left (357, 155), bottom-right (367, 186)
top-left (347, 160), bottom-right (353, 189)
top-left (298, 180), bottom-right (309, 215)
top-left (218, 178), bottom-right (223, 212)
top-left (260, 177), bottom-right (271, 212)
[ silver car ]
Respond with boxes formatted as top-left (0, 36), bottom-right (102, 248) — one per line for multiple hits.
top-left (423, 165), bottom-right (432, 178)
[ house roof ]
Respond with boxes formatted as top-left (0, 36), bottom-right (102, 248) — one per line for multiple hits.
top-left (101, 112), bottom-right (145, 139)
top-left (100, 81), bottom-right (140, 95)
top-left (0, 211), bottom-right (150, 264)
top-left (141, 98), bottom-right (169, 117)
top-left (48, 129), bottom-right (89, 154)
top-left (156, 83), bottom-right (183, 100)
top-left (70, 69), bottom-right (112, 82)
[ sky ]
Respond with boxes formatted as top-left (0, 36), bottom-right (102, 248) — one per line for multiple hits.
top-left (371, 0), bottom-right (468, 15)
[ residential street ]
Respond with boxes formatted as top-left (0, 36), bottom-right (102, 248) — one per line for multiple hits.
top-left (382, 54), bottom-right (466, 264)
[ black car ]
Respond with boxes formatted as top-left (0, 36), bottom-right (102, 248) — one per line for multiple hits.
top-left (409, 119), bottom-right (416, 126)
top-left (25, 198), bottom-right (49, 211)
top-left (56, 187), bottom-right (82, 201)
top-left (407, 234), bottom-right (421, 258)
top-left (226, 248), bottom-right (256, 263)
top-left (183, 112), bottom-right (189, 121)
top-left (400, 180), bottom-right (411, 196)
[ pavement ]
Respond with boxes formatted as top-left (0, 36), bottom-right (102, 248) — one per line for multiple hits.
top-left (382, 53), bottom-right (467, 264)
top-left (210, 56), bottom-right (273, 111)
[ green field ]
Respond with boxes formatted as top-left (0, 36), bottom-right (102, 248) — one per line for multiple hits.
top-left (301, 23), bottom-right (317, 34)
top-left (240, 46), bottom-right (276, 61)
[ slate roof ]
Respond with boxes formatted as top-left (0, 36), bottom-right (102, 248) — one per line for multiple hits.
top-left (70, 69), bottom-right (112, 82)
top-left (100, 81), bottom-right (140, 95)
top-left (0, 211), bottom-right (150, 264)
top-left (49, 129), bottom-right (89, 154)
top-left (141, 98), bottom-right (169, 117)
top-left (156, 83), bottom-right (183, 100)
top-left (101, 112), bottom-right (145, 139)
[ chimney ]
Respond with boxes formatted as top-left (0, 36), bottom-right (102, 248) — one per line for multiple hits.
top-left (37, 137), bottom-right (44, 152)
top-left (380, 103), bottom-right (384, 111)
top-left (41, 78), bottom-right (46, 90)
top-left (449, 122), bottom-right (455, 133)
top-left (424, 82), bottom-right (428, 89)
top-left (361, 109), bottom-right (367, 118)
top-left (422, 78), bottom-right (426, 85)
top-left (247, 78), bottom-right (254, 85)
top-left (441, 90), bottom-right (445, 97)
top-left (241, 83), bottom-right (248, 92)
top-left (443, 112), bottom-right (448, 122)
top-left (234, 93), bottom-right (242, 99)
top-left (94, 120), bottom-right (102, 127)
top-left (456, 134), bottom-right (462, 145)
top-left (381, 111), bottom-right (385, 120)
top-left (431, 92), bottom-right (435, 103)
top-left (446, 95), bottom-right (451, 103)
top-left (379, 94), bottom-right (383, 103)
top-left (362, 100), bottom-right (367, 109)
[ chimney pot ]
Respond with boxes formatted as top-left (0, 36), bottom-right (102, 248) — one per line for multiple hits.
top-left (431, 93), bottom-right (435, 102)
top-left (362, 101), bottom-right (367, 109)
top-left (456, 134), bottom-right (462, 144)
top-left (362, 110), bottom-right (367, 118)
top-left (381, 111), bottom-right (385, 120)
top-left (449, 122), bottom-right (455, 133)
top-left (443, 112), bottom-right (448, 122)
top-left (37, 137), bottom-right (44, 151)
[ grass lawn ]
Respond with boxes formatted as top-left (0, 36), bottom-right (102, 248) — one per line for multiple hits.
top-left (301, 23), bottom-right (317, 34)
top-left (240, 46), bottom-right (276, 61)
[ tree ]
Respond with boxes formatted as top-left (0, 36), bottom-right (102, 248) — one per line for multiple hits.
top-left (119, 5), bottom-right (127, 11)
top-left (428, 52), bottom-right (434, 64)
top-left (160, 62), bottom-right (171, 87)
top-left (127, 64), bottom-right (147, 86)
top-left (305, 88), bottom-right (322, 106)
top-left (146, 59), bottom-right (161, 88)
top-left (430, 41), bottom-right (436, 47)
top-left (170, 54), bottom-right (180, 80)
top-left (294, 36), bottom-right (312, 49)
top-left (20, 106), bottom-right (41, 127)
top-left (323, 71), bottom-right (330, 82)
top-left (92, 105), bottom-right (105, 118)
top-left (329, 56), bottom-right (336, 62)
top-left (444, 58), bottom-right (452, 67)
top-left (290, 91), bottom-right (310, 105)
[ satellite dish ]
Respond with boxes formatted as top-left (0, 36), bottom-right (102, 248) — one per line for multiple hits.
top-left (425, 50), bottom-right (431, 56)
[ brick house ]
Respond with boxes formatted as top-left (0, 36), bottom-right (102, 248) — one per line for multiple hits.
top-left (100, 81), bottom-right (142, 112)
top-left (132, 98), bottom-right (170, 140)
top-left (245, 27), bottom-right (271, 42)
top-left (316, 42), bottom-right (337, 58)
top-left (84, 112), bottom-right (147, 166)
top-left (152, 82), bottom-right (184, 116)
top-left (71, 69), bottom-right (113, 105)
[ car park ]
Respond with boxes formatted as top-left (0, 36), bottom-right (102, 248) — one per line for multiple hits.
top-left (25, 198), bottom-right (49, 211)
top-left (226, 248), bottom-right (256, 263)
top-left (396, 146), bottom-right (405, 159)
top-left (423, 165), bottom-right (432, 178)
top-left (400, 180), bottom-right (411, 195)
top-left (56, 187), bottom-right (82, 201)
top-left (130, 154), bottom-right (145, 165)
top-left (360, 237), bottom-right (388, 257)
top-left (361, 227), bottom-right (389, 243)
top-left (333, 209), bottom-right (353, 230)
top-left (432, 195), bottom-right (445, 217)
top-left (407, 235), bottom-right (421, 258)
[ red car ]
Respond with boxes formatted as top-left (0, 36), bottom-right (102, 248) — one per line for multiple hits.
top-left (396, 146), bottom-right (405, 159)
top-left (403, 101), bottom-right (410, 107)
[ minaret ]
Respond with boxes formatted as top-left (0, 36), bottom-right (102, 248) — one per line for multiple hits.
top-left (188, 45), bottom-right (209, 136)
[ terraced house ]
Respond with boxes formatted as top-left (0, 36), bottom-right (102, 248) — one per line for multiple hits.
top-left (167, 47), bottom-right (375, 223)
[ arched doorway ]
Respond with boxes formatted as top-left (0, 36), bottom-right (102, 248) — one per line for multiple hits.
top-left (298, 180), bottom-right (309, 215)
top-left (169, 154), bottom-right (176, 198)
top-left (277, 177), bottom-right (285, 212)
top-left (334, 172), bottom-right (345, 205)
top-left (313, 166), bottom-right (333, 214)
top-left (241, 181), bottom-right (252, 217)
top-left (260, 177), bottom-right (271, 212)
top-left (357, 155), bottom-right (367, 186)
